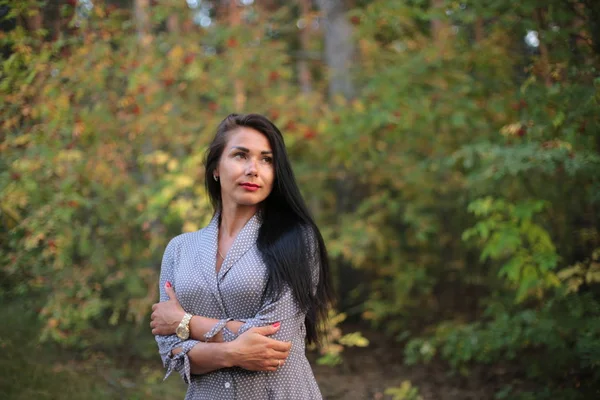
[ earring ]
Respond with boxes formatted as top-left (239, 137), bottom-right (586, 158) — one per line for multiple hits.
top-left (213, 175), bottom-right (219, 182)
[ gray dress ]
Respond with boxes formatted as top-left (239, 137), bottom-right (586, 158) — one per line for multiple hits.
top-left (155, 212), bottom-right (323, 400)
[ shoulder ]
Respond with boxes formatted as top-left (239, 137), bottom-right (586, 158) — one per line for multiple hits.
top-left (164, 228), bottom-right (206, 254)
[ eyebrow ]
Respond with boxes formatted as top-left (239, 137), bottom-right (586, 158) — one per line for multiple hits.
top-left (230, 146), bottom-right (272, 155)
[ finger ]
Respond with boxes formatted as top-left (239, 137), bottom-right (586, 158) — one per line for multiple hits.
top-left (164, 281), bottom-right (177, 300)
top-left (152, 328), bottom-right (157, 335)
top-left (267, 348), bottom-right (290, 360)
top-left (267, 338), bottom-right (292, 352)
top-left (267, 359), bottom-right (283, 371)
top-left (251, 323), bottom-right (280, 336)
top-left (274, 349), bottom-right (290, 360)
top-left (150, 312), bottom-right (155, 320)
top-left (262, 361), bottom-right (277, 372)
top-left (151, 303), bottom-right (157, 311)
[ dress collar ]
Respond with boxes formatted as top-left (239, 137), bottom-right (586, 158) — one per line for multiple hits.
top-left (205, 210), bottom-right (262, 282)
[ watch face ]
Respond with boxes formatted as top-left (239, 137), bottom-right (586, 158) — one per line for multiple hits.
top-left (176, 326), bottom-right (189, 340)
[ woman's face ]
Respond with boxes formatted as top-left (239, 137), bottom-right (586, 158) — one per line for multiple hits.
top-left (215, 127), bottom-right (275, 209)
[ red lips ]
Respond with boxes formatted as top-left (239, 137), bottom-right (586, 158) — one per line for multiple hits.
top-left (240, 183), bottom-right (260, 188)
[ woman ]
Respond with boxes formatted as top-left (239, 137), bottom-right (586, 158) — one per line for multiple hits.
top-left (150, 113), bottom-right (333, 400)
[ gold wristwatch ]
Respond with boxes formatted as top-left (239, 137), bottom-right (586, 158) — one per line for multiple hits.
top-left (176, 313), bottom-right (193, 340)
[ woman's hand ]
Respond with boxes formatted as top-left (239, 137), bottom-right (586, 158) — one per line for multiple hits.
top-left (150, 282), bottom-right (186, 335)
top-left (226, 323), bottom-right (291, 372)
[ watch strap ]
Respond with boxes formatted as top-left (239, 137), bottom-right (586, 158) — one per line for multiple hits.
top-left (177, 313), bottom-right (193, 339)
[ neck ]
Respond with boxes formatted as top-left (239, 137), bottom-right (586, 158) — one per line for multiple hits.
top-left (219, 203), bottom-right (258, 238)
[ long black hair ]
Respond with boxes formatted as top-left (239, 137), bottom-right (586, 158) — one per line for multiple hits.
top-left (204, 113), bottom-right (333, 345)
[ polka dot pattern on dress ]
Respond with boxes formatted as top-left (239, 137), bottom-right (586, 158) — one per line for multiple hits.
top-left (155, 212), bottom-right (323, 400)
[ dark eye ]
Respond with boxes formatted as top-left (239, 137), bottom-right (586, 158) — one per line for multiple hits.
top-left (233, 152), bottom-right (246, 159)
top-left (262, 156), bottom-right (273, 164)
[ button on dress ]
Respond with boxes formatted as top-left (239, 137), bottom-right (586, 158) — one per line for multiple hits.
top-left (155, 212), bottom-right (323, 400)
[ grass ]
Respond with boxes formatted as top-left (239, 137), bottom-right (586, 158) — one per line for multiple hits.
top-left (0, 300), bottom-right (186, 400)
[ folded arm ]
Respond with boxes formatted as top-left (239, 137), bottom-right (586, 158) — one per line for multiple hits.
top-left (152, 235), bottom-right (320, 345)
top-left (152, 277), bottom-right (305, 344)
top-left (154, 236), bottom-right (200, 383)
top-left (154, 236), bottom-right (290, 382)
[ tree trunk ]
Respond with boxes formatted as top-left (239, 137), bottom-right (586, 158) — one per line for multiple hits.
top-left (431, 0), bottom-right (449, 51)
top-left (316, 0), bottom-right (362, 312)
top-left (298, 0), bottom-right (313, 93)
top-left (134, 0), bottom-right (150, 44)
top-left (474, 17), bottom-right (484, 43)
top-left (229, 0), bottom-right (246, 111)
top-left (167, 13), bottom-right (179, 33)
top-left (19, 3), bottom-right (42, 34)
top-left (133, 0), bottom-right (154, 187)
top-left (316, 0), bottom-right (355, 100)
top-left (534, 7), bottom-right (552, 87)
top-left (584, 0), bottom-right (600, 56)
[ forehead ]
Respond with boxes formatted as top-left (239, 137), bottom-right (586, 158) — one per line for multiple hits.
top-left (226, 127), bottom-right (271, 151)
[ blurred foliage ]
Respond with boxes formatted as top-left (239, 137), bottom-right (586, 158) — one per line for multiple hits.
top-left (331, 0), bottom-right (599, 398)
top-left (385, 381), bottom-right (423, 400)
top-left (309, 310), bottom-right (369, 366)
top-left (462, 197), bottom-right (560, 302)
top-left (0, 299), bottom-right (186, 399)
top-left (1, 0), bottom-right (317, 351)
top-left (1, 0), bottom-right (600, 398)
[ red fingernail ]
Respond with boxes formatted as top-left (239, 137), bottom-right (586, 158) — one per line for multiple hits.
top-left (272, 322), bottom-right (280, 328)
top-left (166, 281), bottom-right (171, 288)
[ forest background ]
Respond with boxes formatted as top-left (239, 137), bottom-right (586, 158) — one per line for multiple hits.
top-left (1, 0), bottom-right (599, 399)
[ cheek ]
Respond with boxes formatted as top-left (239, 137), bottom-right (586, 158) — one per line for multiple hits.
top-left (221, 160), bottom-right (242, 179)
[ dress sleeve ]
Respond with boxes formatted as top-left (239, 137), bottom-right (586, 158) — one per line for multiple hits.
top-left (234, 283), bottom-right (303, 337)
top-left (154, 235), bottom-right (200, 384)
top-left (222, 228), bottom-right (321, 342)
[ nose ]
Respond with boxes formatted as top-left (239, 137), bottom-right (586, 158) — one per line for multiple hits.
top-left (245, 158), bottom-right (258, 176)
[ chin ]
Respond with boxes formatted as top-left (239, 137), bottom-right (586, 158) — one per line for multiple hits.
top-left (234, 196), bottom-right (266, 207)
